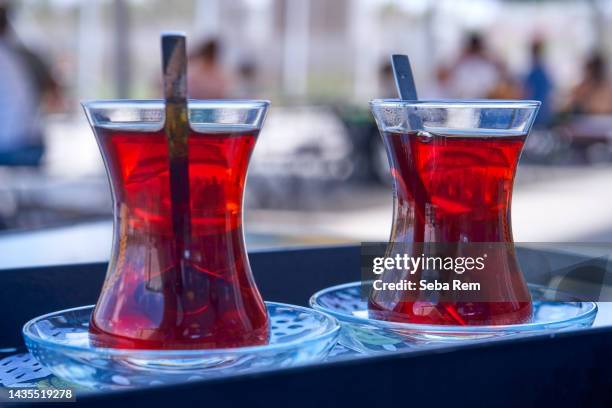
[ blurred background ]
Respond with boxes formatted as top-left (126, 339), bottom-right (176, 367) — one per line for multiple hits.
top-left (2, 0), bottom-right (612, 268)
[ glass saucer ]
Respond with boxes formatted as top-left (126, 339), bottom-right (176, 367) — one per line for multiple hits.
top-left (310, 282), bottom-right (597, 354)
top-left (23, 302), bottom-right (339, 389)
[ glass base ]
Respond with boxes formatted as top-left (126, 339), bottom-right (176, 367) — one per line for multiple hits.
top-left (310, 282), bottom-right (597, 354)
top-left (23, 302), bottom-right (339, 389)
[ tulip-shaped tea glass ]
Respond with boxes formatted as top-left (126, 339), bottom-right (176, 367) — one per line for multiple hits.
top-left (369, 100), bottom-right (540, 325)
top-left (83, 100), bottom-right (269, 349)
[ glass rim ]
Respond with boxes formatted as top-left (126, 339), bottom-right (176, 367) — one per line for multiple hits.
top-left (81, 98), bottom-right (270, 110)
top-left (370, 99), bottom-right (541, 109)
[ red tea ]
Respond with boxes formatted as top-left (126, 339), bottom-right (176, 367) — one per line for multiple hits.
top-left (369, 131), bottom-right (532, 325)
top-left (90, 126), bottom-right (269, 349)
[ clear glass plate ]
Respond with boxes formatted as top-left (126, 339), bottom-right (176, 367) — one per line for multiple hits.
top-left (23, 302), bottom-right (339, 390)
top-left (310, 282), bottom-right (597, 354)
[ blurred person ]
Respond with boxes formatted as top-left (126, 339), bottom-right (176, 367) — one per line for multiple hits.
top-left (188, 39), bottom-right (229, 99)
top-left (488, 63), bottom-right (522, 100)
top-left (523, 39), bottom-right (553, 127)
top-left (378, 61), bottom-right (396, 99)
top-left (443, 33), bottom-right (502, 99)
top-left (564, 52), bottom-right (612, 115)
top-left (0, 3), bottom-right (58, 166)
top-left (233, 59), bottom-right (259, 98)
top-left (16, 41), bottom-right (63, 114)
top-left (427, 65), bottom-right (451, 98)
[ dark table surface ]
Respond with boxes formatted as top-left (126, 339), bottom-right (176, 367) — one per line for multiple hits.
top-left (1, 245), bottom-right (612, 407)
